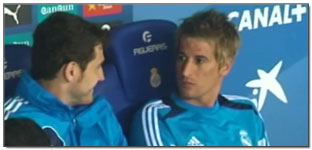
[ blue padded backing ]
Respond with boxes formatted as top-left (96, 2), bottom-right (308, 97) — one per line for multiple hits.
top-left (107, 20), bottom-right (177, 102)
top-left (4, 45), bottom-right (31, 99)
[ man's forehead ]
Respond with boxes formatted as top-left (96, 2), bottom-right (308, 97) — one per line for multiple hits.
top-left (179, 44), bottom-right (215, 57)
top-left (94, 43), bottom-right (103, 50)
top-left (92, 44), bottom-right (104, 61)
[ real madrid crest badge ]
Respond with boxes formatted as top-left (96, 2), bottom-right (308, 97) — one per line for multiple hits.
top-left (150, 67), bottom-right (161, 88)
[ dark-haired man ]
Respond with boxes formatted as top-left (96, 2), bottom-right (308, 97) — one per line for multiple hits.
top-left (5, 12), bottom-right (127, 146)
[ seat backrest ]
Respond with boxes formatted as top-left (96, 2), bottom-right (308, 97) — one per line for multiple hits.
top-left (94, 20), bottom-right (177, 136)
top-left (4, 45), bottom-right (31, 99)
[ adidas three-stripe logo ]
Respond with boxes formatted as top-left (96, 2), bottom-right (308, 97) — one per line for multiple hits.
top-left (187, 136), bottom-right (204, 146)
top-left (142, 100), bottom-right (169, 146)
top-left (4, 96), bottom-right (28, 120)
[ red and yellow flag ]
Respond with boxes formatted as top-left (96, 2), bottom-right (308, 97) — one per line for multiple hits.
top-left (83, 4), bottom-right (122, 17)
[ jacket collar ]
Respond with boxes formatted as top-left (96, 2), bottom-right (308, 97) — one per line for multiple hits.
top-left (15, 70), bottom-right (107, 127)
top-left (16, 70), bottom-right (71, 112)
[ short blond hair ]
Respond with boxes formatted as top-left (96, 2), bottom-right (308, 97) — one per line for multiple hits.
top-left (176, 9), bottom-right (240, 68)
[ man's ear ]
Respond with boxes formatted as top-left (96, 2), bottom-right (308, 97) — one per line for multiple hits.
top-left (63, 61), bottom-right (81, 82)
top-left (219, 60), bottom-right (233, 76)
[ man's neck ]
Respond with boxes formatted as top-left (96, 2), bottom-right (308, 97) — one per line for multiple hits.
top-left (185, 92), bottom-right (219, 107)
top-left (38, 79), bottom-right (72, 106)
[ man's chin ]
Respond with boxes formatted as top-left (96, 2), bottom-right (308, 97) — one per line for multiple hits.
top-left (80, 95), bottom-right (93, 105)
top-left (86, 96), bottom-right (94, 104)
top-left (84, 99), bottom-right (93, 105)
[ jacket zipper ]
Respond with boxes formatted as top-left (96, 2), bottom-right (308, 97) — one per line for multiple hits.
top-left (72, 117), bottom-right (80, 146)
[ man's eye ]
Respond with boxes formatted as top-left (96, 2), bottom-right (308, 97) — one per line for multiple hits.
top-left (195, 58), bottom-right (206, 64)
top-left (177, 54), bottom-right (186, 62)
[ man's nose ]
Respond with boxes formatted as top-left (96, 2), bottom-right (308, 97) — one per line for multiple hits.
top-left (181, 60), bottom-right (194, 78)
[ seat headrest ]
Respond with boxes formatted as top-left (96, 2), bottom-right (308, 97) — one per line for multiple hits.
top-left (107, 20), bottom-right (177, 102)
top-left (4, 45), bottom-right (31, 98)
